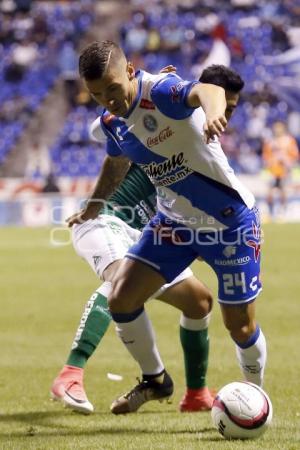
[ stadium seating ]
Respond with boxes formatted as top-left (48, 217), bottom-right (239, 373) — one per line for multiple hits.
top-left (1, 1), bottom-right (299, 176)
top-left (118, 2), bottom-right (299, 173)
top-left (50, 106), bottom-right (105, 177)
top-left (0, 1), bottom-right (94, 164)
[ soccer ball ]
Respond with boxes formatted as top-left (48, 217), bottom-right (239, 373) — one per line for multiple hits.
top-left (211, 381), bottom-right (273, 440)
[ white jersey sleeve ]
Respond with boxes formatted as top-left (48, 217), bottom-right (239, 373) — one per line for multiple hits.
top-left (90, 117), bottom-right (105, 142)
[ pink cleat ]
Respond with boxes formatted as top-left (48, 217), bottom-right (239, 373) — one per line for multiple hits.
top-left (179, 386), bottom-right (216, 412)
top-left (50, 365), bottom-right (94, 414)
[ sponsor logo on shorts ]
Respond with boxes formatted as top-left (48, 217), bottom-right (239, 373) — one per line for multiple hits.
top-left (222, 245), bottom-right (237, 258)
top-left (143, 114), bottom-right (158, 132)
top-left (250, 275), bottom-right (259, 291)
top-left (93, 255), bottom-right (102, 268)
top-left (215, 245), bottom-right (251, 266)
top-left (214, 256), bottom-right (251, 266)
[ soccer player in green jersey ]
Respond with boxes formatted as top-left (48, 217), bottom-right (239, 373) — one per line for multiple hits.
top-left (51, 161), bottom-right (215, 414)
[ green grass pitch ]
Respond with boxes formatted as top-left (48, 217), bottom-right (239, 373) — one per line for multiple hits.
top-left (0, 224), bottom-right (299, 450)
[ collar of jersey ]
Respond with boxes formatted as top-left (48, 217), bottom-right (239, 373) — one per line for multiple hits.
top-left (122, 70), bottom-right (143, 119)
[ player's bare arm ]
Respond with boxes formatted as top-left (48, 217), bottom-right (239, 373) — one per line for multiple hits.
top-left (67, 155), bottom-right (130, 226)
top-left (187, 83), bottom-right (227, 142)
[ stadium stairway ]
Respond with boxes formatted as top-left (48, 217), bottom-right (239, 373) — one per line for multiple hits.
top-left (0, 0), bottom-right (127, 179)
top-left (0, 78), bottom-right (68, 178)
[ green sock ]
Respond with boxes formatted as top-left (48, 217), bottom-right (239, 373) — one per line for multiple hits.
top-left (66, 289), bottom-right (111, 368)
top-left (180, 325), bottom-right (209, 389)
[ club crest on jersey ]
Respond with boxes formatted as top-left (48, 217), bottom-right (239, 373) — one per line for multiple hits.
top-left (246, 221), bottom-right (261, 262)
top-left (143, 114), bottom-right (158, 132)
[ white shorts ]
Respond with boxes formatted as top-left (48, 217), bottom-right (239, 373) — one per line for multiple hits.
top-left (72, 214), bottom-right (193, 297)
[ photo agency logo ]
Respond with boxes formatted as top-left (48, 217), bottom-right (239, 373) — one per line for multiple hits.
top-left (49, 199), bottom-right (142, 247)
top-left (150, 217), bottom-right (264, 252)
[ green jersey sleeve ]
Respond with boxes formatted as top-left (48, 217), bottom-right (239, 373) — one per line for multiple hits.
top-left (100, 164), bottom-right (156, 230)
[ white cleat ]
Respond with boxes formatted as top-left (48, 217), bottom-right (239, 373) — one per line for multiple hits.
top-left (51, 374), bottom-right (94, 415)
top-left (62, 382), bottom-right (94, 414)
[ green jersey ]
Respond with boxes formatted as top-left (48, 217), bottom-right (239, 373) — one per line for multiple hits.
top-left (100, 164), bottom-right (156, 230)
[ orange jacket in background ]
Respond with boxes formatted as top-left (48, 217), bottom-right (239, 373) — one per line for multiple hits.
top-left (263, 135), bottom-right (299, 178)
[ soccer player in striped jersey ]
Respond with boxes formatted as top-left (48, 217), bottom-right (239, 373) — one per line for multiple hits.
top-left (68, 43), bottom-right (267, 413)
top-left (51, 162), bottom-right (215, 414)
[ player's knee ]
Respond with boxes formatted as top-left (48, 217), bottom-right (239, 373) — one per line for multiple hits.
top-left (107, 280), bottom-right (127, 313)
top-left (203, 289), bottom-right (213, 312)
top-left (183, 286), bottom-right (213, 319)
top-left (108, 277), bottom-right (140, 314)
top-left (227, 322), bottom-right (257, 343)
top-left (195, 280), bottom-right (213, 307)
top-left (195, 290), bottom-right (213, 317)
top-left (222, 302), bottom-right (256, 342)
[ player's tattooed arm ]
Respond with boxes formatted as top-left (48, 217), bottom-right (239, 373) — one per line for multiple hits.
top-left (67, 155), bottom-right (131, 226)
top-left (187, 83), bottom-right (227, 143)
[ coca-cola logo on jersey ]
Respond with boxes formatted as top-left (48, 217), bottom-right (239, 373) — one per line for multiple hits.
top-left (147, 126), bottom-right (174, 148)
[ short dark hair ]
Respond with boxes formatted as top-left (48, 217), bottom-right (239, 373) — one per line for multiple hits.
top-left (79, 40), bottom-right (122, 80)
top-left (199, 65), bottom-right (244, 93)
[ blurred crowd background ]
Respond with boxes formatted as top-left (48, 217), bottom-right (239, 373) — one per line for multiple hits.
top-left (0, 0), bottom-right (299, 225)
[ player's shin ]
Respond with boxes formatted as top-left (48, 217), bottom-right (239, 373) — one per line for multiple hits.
top-left (50, 282), bottom-right (112, 413)
top-left (113, 308), bottom-right (164, 376)
top-left (180, 313), bottom-right (211, 389)
top-left (110, 308), bottom-right (173, 414)
top-left (67, 282), bottom-right (112, 368)
top-left (179, 313), bottom-right (215, 412)
top-left (234, 325), bottom-right (267, 387)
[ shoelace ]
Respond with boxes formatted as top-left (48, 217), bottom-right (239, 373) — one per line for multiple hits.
top-left (124, 377), bottom-right (149, 399)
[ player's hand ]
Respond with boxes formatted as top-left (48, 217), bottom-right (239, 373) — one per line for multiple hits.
top-left (66, 205), bottom-right (99, 227)
top-left (159, 65), bottom-right (177, 74)
top-left (203, 115), bottom-right (227, 143)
